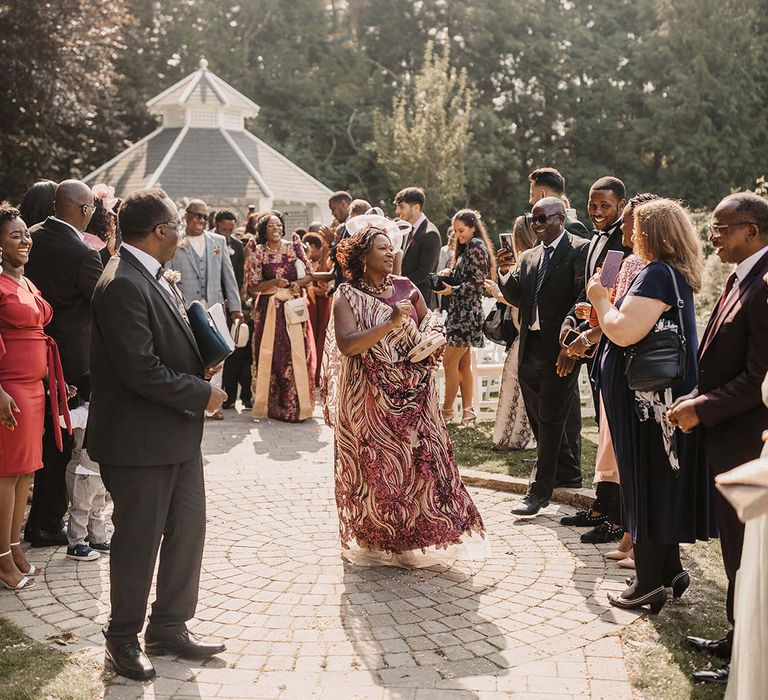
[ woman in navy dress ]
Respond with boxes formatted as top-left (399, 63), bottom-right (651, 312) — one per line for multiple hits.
top-left (589, 199), bottom-right (715, 614)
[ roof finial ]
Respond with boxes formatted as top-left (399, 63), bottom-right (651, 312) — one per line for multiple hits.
top-left (199, 57), bottom-right (208, 70)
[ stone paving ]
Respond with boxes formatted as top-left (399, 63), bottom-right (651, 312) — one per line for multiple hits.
top-left (1, 406), bottom-right (645, 699)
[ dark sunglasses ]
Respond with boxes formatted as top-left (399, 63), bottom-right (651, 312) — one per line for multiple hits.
top-left (187, 212), bottom-right (208, 221)
top-left (526, 212), bottom-right (560, 226)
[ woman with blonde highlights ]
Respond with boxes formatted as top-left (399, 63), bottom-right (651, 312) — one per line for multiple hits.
top-left (587, 198), bottom-right (714, 615)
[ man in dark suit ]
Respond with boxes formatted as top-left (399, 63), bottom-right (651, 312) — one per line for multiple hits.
top-left (668, 192), bottom-right (768, 685)
top-left (88, 188), bottom-right (228, 680)
top-left (499, 197), bottom-right (590, 515)
top-left (23, 180), bottom-right (104, 547)
top-left (528, 167), bottom-right (590, 238)
top-left (395, 187), bottom-right (441, 309)
top-left (215, 210), bottom-right (253, 408)
top-left (558, 177), bottom-right (630, 537)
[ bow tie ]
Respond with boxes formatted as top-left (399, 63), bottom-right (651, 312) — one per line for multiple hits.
top-left (595, 220), bottom-right (622, 238)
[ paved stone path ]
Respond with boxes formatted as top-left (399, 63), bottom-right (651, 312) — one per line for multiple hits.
top-left (1, 406), bottom-right (643, 699)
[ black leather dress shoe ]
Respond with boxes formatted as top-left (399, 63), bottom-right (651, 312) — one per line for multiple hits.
top-left (105, 640), bottom-right (155, 681)
top-left (512, 496), bottom-right (549, 516)
top-left (554, 478), bottom-right (583, 489)
top-left (25, 528), bottom-right (68, 548)
top-left (144, 630), bottom-right (226, 659)
top-left (692, 664), bottom-right (729, 684)
top-left (686, 635), bottom-right (731, 660)
top-left (560, 509), bottom-right (607, 527)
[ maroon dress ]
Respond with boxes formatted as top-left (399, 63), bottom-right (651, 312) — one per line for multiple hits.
top-left (245, 237), bottom-right (316, 422)
top-left (0, 275), bottom-right (68, 476)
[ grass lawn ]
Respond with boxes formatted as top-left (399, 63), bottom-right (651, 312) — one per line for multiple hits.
top-left (448, 420), bottom-right (599, 485)
top-left (451, 419), bottom-right (728, 700)
top-left (0, 618), bottom-right (104, 700)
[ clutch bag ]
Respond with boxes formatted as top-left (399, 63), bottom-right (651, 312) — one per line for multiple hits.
top-left (407, 333), bottom-right (446, 363)
top-left (284, 296), bottom-right (308, 325)
top-left (715, 457), bottom-right (768, 523)
top-left (230, 318), bottom-right (250, 348)
top-left (187, 301), bottom-right (234, 368)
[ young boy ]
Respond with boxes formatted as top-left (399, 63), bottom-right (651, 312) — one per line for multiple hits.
top-left (64, 374), bottom-right (109, 561)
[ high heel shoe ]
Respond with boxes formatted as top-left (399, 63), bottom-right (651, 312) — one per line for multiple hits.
top-left (461, 407), bottom-right (476, 427)
top-left (667, 571), bottom-right (690, 599)
top-left (0, 550), bottom-right (35, 591)
top-left (608, 586), bottom-right (667, 614)
top-left (10, 542), bottom-right (42, 576)
top-left (441, 407), bottom-right (455, 424)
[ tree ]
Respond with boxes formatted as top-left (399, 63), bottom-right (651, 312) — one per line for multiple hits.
top-left (0, 0), bottom-right (131, 199)
top-left (371, 42), bottom-right (473, 226)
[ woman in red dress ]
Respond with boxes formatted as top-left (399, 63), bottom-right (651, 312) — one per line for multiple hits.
top-left (0, 203), bottom-right (69, 590)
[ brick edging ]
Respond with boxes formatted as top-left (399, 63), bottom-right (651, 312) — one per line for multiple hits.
top-left (460, 468), bottom-right (596, 509)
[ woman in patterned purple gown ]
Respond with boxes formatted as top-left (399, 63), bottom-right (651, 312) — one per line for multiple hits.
top-left (322, 224), bottom-right (485, 567)
top-left (245, 212), bottom-right (315, 422)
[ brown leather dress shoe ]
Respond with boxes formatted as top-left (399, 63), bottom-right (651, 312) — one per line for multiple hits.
top-left (105, 640), bottom-right (155, 681)
top-left (145, 630), bottom-right (225, 659)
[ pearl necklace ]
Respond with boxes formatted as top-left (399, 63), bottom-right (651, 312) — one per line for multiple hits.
top-left (358, 275), bottom-right (393, 295)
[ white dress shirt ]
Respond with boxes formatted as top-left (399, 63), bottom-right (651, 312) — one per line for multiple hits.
top-left (187, 233), bottom-right (207, 258)
top-left (723, 244), bottom-right (768, 306)
top-left (50, 216), bottom-right (85, 242)
top-left (120, 242), bottom-right (177, 299)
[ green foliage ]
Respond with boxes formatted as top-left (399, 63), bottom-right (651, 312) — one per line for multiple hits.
top-left (372, 42), bottom-right (473, 226)
top-left (0, 0), bottom-right (131, 199)
top-left (1, 0), bottom-right (767, 231)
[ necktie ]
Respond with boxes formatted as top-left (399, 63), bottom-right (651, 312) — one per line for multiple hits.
top-left (155, 266), bottom-right (165, 281)
top-left (717, 272), bottom-right (737, 313)
top-left (532, 246), bottom-right (552, 315)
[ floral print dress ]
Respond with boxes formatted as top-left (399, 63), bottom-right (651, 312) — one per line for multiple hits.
top-left (445, 238), bottom-right (489, 348)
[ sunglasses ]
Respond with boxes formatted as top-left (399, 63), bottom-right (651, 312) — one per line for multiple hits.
top-left (187, 212), bottom-right (208, 222)
top-left (526, 213), bottom-right (560, 226)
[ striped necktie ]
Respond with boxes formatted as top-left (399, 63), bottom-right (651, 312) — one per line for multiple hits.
top-left (533, 245), bottom-right (552, 313)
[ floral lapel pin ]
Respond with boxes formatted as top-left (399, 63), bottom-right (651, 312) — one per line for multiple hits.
top-left (163, 269), bottom-right (182, 285)
top-left (177, 237), bottom-right (189, 250)
top-left (212, 245), bottom-right (222, 256)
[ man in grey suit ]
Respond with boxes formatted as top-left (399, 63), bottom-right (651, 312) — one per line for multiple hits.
top-left (169, 199), bottom-right (243, 419)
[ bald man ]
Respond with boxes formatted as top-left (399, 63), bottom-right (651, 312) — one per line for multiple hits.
top-left (24, 179), bottom-right (104, 547)
top-left (498, 197), bottom-right (590, 515)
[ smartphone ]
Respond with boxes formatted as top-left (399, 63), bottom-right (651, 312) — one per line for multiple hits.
top-left (564, 329), bottom-right (597, 358)
top-left (499, 233), bottom-right (515, 253)
top-left (600, 249), bottom-right (624, 287)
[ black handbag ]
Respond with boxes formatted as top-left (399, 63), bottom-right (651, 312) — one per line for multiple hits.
top-left (483, 302), bottom-right (519, 347)
top-left (187, 301), bottom-right (233, 368)
top-left (624, 264), bottom-right (687, 392)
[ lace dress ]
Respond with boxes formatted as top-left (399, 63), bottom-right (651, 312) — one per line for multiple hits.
top-left (445, 238), bottom-right (489, 348)
top-left (322, 277), bottom-right (486, 565)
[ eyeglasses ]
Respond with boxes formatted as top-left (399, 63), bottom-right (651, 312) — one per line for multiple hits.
top-left (81, 204), bottom-right (96, 215)
top-left (187, 212), bottom-right (208, 221)
top-left (526, 212), bottom-right (560, 226)
top-left (709, 222), bottom-right (757, 236)
top-left (154, 220), bottom-right (180, 231)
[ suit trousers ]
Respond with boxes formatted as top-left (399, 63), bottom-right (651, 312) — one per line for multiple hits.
top-left (518, 332), bottom-right (582, 500)
top-left (713, 484), bottom-right (745, 626)
top-left (222, 344), bottom-right (253, 405)
top-left (101, 454), bottom-right (206, 643)
top-left (25, 412), bottom-right (73, 535)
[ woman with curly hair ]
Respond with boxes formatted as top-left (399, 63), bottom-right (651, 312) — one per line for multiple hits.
top-left (323, 224), bottom-right (485, 566)
top-left (244, 211), bottom-right (315, 422)
top-left (435, 209), bottom-right (495, 426)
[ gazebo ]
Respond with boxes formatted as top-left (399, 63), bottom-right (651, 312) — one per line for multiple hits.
top-left (84, 59), bottom-right (333, 229)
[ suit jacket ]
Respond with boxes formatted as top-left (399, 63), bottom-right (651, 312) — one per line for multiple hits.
top-left (694, 249), bottom-right (768, 474)
top-left (225, 235), bottom-right (245, 293)
top-left (564, 216), bottom-right (591, 239)
top-left (168, 231), bottom-right (242, 312)
top-left (87, 249), bottom-right (211, 466)
top-left (568, 223), bottom-right (631, 320)
top-left (25, 217), bottom-right (104, 384)
top-left (501, 232), bottom-right (589, 363)
top-left (402, 218), bottom-right (441, 309)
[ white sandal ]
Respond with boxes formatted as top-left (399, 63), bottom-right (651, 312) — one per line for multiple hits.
top-left (0, 550), bottom-right (36, 590)
top-left (10, 542), bottom-right (41, 576)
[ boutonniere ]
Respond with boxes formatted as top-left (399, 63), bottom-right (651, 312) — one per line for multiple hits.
top-left (177, 238), bottom-right (189, 250)
top-left (213, 245), bottom-right (222, 256)
top-left (163, 269), bottom-right (182, 285)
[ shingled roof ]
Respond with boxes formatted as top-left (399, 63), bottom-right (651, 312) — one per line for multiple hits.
top-left (84, 59), bottom-right (332, 223)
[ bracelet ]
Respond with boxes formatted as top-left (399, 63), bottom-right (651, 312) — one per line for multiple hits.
top-left (581, 331), bottom-right (594, 347)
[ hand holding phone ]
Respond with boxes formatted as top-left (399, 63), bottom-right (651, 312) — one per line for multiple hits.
top-left (499, 233), bottom-right (515, 254)
top-left (599, 249), bottom-right (624, 288)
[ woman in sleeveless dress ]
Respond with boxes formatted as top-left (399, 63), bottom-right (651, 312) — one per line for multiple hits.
top-left (322, 224), bottom-right (485, 566)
